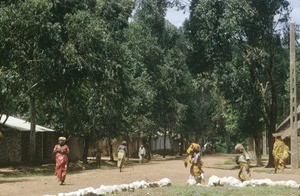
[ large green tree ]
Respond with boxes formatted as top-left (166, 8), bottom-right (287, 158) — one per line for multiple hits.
top-left (186, 0), bottom-right (290, 166)
top-left (0, 0), bottom-right (61, 162)
top-left (132, 0), bottom-right (194, 157)
top-left (58, 0), bottom-right (136, 162)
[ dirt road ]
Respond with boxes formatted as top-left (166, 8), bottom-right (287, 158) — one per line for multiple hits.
top-left (1, 154), bottom-right (300, 196)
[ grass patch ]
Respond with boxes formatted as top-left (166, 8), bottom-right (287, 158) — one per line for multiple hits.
top-left (117, 185), bottom-right (300, 196)
top-left (223, 158), bottom-right (236, 165)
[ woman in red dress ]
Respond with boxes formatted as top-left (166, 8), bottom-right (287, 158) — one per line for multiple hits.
top-left (53, 137), bottom-right (70, 185)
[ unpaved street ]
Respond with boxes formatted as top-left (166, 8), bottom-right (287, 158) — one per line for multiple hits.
top-left (1, 154), bottom-right (300, 196)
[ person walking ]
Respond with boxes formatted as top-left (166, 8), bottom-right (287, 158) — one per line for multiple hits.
top-left (96, 149), bottom-right (102, 168)
top-left (184, 142), bottom-right (205, 185)
top-left (235, 143), bottom-right (251, 182)
top-left (138, 145), bottom-right (146, 163)
top-left (189, 145), bottom-right (205, 184)
top-left (272, 136), bottom-right (289, 173)
top-left (53, 137), bottom-right (70, 185)
top-left (117, 141), bottom-right (127, 172)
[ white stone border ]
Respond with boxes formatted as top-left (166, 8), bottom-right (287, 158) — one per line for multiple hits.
top-left (57, 178), bottom-right (171, 196)
top-left (208, 175), bottom-right (300, 188)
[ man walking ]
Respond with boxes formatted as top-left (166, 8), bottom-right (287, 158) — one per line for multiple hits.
top-left (138, 145), bottom-right (146, 163)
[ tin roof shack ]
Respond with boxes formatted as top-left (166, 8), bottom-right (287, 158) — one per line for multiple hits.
top-left (0, 115), bottom-right (58, 164)
top-left (273, 114), bottom-right (300, 165)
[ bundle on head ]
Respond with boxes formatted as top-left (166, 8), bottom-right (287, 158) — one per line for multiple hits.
top-left (184, 143), bottom-right (201, 168)
top-left (187, 143), bottom-right (201, 154)
top-left (235, 143), bottom-right (243, 152)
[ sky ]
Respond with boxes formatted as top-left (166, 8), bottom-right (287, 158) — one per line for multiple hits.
top-left (166, 0), bottom-right (300, 28)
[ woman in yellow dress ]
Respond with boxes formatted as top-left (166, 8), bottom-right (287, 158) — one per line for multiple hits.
top-left (272, 136), bottom-right (289, 173)
top-left (235, 143), bottom-right (251, 182)
top-left (184, 143), bottom-right (205, 184)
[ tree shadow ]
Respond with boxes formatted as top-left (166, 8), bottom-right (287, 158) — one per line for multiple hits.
top-left (0, 179), bottom-right (33, 184)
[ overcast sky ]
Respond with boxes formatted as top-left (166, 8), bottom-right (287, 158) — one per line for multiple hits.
top-left (166, 0), bottom-right (300, 28)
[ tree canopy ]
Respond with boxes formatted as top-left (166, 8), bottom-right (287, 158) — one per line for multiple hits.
top-left (0, 0), bottom-right (296, 165)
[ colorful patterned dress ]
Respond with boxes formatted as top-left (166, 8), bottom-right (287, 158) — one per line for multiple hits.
top-left (272, 138), bottom-right (289, 173)
top-left (53, 144), bottom-right (70, 183)
top-left (236, 149), bottom-right (251, 182)
top-left (190, 151), bottom-right (204, 184)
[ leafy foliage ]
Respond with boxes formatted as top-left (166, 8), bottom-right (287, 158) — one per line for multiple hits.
top-left (0, 0), bottom-right (295, 162)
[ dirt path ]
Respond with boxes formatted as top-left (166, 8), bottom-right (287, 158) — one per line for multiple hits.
top-left (1, 154), bottom-right (300, 196)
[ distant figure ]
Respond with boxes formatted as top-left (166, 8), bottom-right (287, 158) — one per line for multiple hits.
top-left (272, 136), bottom-right (289, 173)
top-left (117, 141), bottom-right (127, 172)
top-left (53, 137), bottom-right (70, 185)
top-left (203, 141), bottom-right (213, 154)
top-left (235, 143), bottom-right (251, 182)
top-left (138, 145), bottom-right (146, 163)
top-left (96, 149), bottom-right (102, 168)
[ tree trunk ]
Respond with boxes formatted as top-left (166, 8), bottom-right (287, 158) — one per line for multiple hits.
top-left (265, 18), bottom-right (277, 168)
top-left (137, 133), bottom-right (140, 158)
top-left (226, 133), bottom-right (231, 153)
top-left (195, 131), bottom-right (199, 144)
top-left (82, 135), bottom-right (90, 164)
top-left (29, 95), bottom-right (36, 163)
top-left (126, 132), bottom-right (129, 160)
top-left (108, 138), bottom-right (114, 161)
top-left (266, 130), bottom-right (275, 167)
top-left (163, 129), bottom-right (166, 158)
top-left (146, 135), bottom-right (152, 161)
top-left (265, 63), bottom-right (277, 167)
top-left (62, 85), bottom-right (69, 132)
top-left (254, 133), bottom-right (263, 166)
top-left (179, 134), bottom-right (183, 156)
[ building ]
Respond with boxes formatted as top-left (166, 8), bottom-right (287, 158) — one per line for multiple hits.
top-left (0, 115), bottom-right (57, 164)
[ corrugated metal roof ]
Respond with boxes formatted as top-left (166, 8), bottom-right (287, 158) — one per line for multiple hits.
top-left (273, 105), bottom-right (300, 138)
top-left (0, 115), bottom-right (55, 132)
top-left (273, 120), bottom-right (300, 139)
top-left (275, 105), bottom-right (300, 132)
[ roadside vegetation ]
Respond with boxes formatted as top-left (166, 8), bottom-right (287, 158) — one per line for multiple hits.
top-left (118, 185), bottom-right (300, 196)
top-left (1, 0), bottom-right (298, 168)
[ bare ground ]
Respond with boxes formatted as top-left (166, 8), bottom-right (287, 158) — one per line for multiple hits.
top-left (1, 154), bottom-right (300, 196)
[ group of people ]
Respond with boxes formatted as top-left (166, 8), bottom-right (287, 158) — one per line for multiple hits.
top-left (184, 139), bottom-right (290, 185)
top-left (52, 138), bottom-right (147, 185)
top-left (117, 141), bottom-right (147, 172)
top-left (53, 136), bottom-right (290, 185)
top-left (234, 138), bottom-right (290, 181)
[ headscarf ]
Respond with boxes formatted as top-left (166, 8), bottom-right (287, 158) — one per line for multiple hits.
top-left (58, 137), bottom-right (67, 141)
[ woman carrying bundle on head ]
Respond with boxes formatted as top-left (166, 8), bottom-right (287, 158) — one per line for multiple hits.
top-left (184, 142), bottom-right (205, 185)
top-left (272, 136), bottom-right (289, 173)
top-left (235, 143), bottom-right (251, 182)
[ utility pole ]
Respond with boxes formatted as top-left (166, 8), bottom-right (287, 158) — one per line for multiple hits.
top-left (290, 21), bottom-right (299, 169)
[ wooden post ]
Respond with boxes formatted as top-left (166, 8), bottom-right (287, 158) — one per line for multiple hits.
top-left (290, 21), bottom-right (299, 169)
